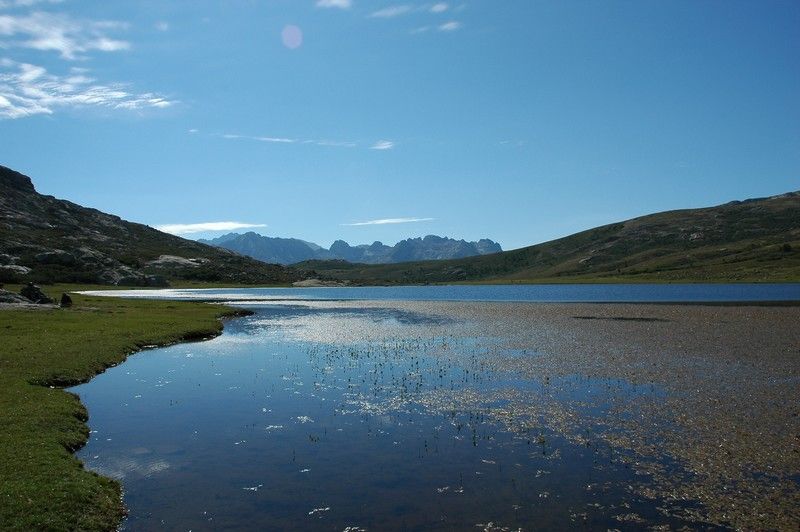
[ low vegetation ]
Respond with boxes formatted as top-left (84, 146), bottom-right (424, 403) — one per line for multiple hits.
top-left (0, 286), bottom-right (243, 531)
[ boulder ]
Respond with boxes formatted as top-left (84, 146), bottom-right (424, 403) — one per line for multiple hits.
top-left (19, 283), bottom-right (53, 304)
top-left (60, 293), bottom-right (73, 308)
top-left (115, 274), bottom-right (169, 287)
top-left (146, 255), bottom-right (202, 268)
top-left (35, 250), bottom-right (77, 266)
top-left (0, 265), bottom-right (31, 274)
top-left (0, 289), bottom-right (32, 304)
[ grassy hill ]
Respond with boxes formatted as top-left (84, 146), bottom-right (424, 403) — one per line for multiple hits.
top-left (297, 192), bottom-right (800, 284)
top-left (0, 165), bottom-right (302, 286)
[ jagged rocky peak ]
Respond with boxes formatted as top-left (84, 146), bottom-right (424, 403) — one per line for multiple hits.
top-left (204, 233), bottom-right (503, 265)
top-left (0, 165), bottom-right (36, 193)
top-left (476, 238), bottom-right (502, 254)
top-left (330, 240), bottom-right (352, 252)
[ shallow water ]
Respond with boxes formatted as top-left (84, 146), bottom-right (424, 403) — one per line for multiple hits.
top-left (73, 302), bottom-right (719, 530)
top-left (81, 282), bottom-right (800, 303)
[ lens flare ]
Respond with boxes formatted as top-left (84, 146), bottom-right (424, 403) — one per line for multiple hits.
top-left (281, 25), bottom-right (303, 49)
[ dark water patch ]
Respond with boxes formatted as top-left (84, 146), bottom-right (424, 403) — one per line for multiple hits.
top-left (573, 316), bottom-right (670, 322)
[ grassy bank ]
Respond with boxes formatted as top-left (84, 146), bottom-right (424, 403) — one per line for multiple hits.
top-left (0, 288), bottom-right (245, 531)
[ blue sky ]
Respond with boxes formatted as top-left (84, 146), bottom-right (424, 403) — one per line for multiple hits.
top-left (1, 0), bottom-right (798, 250)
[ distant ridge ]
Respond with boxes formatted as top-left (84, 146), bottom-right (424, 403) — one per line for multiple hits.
top-left (0, 165), bottom-right (302, 286)
top-left (295, 192), bottom-right (800, 284)
top-left (199, 233), bottom-right (502, 265)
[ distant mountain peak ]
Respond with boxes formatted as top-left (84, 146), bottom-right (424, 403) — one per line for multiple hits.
top-left (203, 233), bottom-right (502, 265)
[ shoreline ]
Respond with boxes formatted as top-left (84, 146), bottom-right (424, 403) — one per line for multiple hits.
top-left (0, 290), bottom-right (249, 531)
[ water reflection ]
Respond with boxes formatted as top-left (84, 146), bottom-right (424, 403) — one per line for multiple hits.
top-left (72, 304), bottom-right (705, 530)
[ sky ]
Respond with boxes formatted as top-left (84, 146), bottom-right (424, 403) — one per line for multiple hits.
top-left (1, 0), bottom-right (798, 250)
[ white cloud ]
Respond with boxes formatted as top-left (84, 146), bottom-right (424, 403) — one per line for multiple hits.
top-left (316, 0), bottom-right (351, 8)
top-left (438, 20), bottom-right (461, 31)
top-left (258, 136), bottom-right (296, 143)
top-left (223, 132), bottom-right (385, 150)
top-left (188, 128), bottom-right (198, 134)
top-left (342, 217), bottom-right (435, 226)
top-left (155, 222), bottom-right (267, 235)
top-left (370, 140), bottom-right (394, 150)
top-left (0, 60), bottom-right (175, 119)
top-left (154, 20), bottom-right (169, 32)
top-left (0, 0), bottom-right (64, 8)
top-left (0, 11), bottom-right (130, 60)
top-left (224, 133), bottom-right (298, 144)
top-left (430, 3), bottom-right (448, 13)
top-left (369, 5), bottom-right (412, 18)
top-left (316, 139), bottom-right (357, 147)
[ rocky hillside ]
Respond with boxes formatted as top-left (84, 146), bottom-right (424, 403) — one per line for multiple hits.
top-left (200, 232), bottom-right (502, 265)
top-left (0, 165), bottom-right (302, 286)
top-left (297, 192), bottom-right (800, 284)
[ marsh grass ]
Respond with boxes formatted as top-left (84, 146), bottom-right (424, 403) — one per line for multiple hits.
top-left (0, 287), bottom-right (244, 530)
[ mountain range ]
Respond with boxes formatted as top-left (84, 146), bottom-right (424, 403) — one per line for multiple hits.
top-left (296, 192), bottom-right (800, 284)
top-left (198, 233), bottom-right (502, 265)
top-left (0, 165), bottom-right (301, 286)
top-left (1, 163), bottom-right (797, 286)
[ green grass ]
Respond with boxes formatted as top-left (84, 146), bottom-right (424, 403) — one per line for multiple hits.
top-left (0, 287), bottom-right (245, 531)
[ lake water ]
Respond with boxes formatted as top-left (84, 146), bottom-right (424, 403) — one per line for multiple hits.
top-left (82, 282), bottom-right (800, 303)
top-left (71, 285), bottom-right (794, 529)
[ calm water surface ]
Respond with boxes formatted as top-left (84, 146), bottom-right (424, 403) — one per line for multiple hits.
top-left (71, 286), bottom-right (775, 529)
top-left (83, 282), bottom-right (800, 303)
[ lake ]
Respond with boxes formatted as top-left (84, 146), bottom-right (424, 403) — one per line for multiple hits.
top-left (81, 282), bottom-right (800, 303)
top-left (71, 285), bottom-right (800, 530)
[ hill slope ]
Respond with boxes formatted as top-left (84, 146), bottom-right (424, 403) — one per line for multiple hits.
top-left (199, 232), bottom-right (502, 265)
top-left (297, 192), bottom-right (800, 284)
top-left (0, 165), bottom-right (301, 286)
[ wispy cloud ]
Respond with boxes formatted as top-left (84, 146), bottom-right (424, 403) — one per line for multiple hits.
top-left (369, 5), bottom-right (412, 18)
top-left (366, 3), bottom-right (460, 34)
top-left (438, 20), bottom-right (461, 31)
top-left (0, 0), bottom-right (64, 8)
top-left (222, 132), bottom-right (389, 150)
top-left (316, 0), bottom-right (351, 9)
top-left (370, 140), bottom-right (394, 150)
top-left (154, 20), bottom-right (169, 32)
top-left (155, 222), bottom-right (267, 235)
top-left (223, 133), bottom-right (297, 144)
top-left (342, 217), bottom-right (434, 226)
top-left (0, 11), bottom-right (130, 60)
top-left (0, 60), bottom-right (175, 119)
top-left (315, 139), bottom-right (357, 147)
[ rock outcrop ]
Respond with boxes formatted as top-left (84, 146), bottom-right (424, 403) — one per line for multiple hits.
top-left (20, 283), bottom-right (53, 304)
top-left (0, 289), bottom-right (32, 304)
